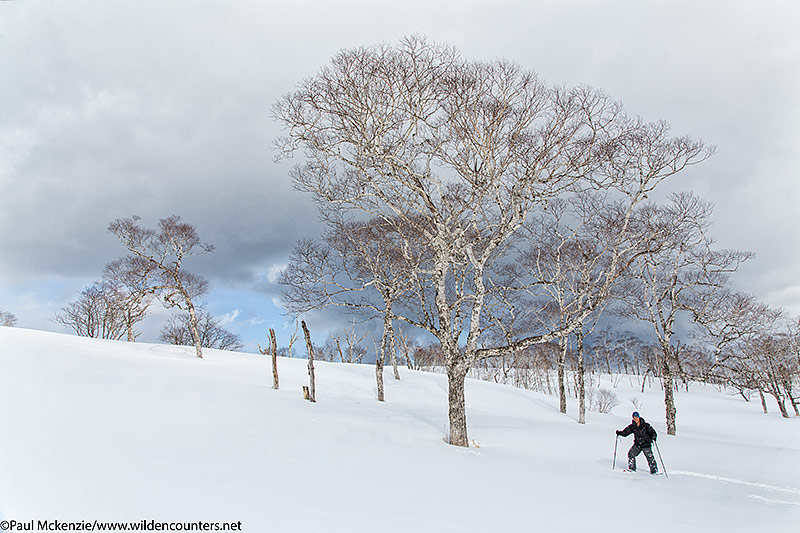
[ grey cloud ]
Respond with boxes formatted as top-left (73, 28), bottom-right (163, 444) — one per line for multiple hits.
top-left (1, 0), bottom-right (799, 327)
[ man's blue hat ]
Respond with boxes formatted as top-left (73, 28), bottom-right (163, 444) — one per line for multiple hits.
top-left (632, 411), bottom-right (640, 418)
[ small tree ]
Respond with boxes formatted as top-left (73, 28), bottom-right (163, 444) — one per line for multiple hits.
top-left (108, 215), bottom-right (213, 358)
top-left (159, 310), bottom-right (243, 351)
top-left (588, 388), bottom-right (620, 414)
top-left (274, 320), bottom-right (302, 359)
top-left (325, 321), bottom-right (368, 364)
top-left (54, 281), bottom-right (131, 339)
top-left (395, 326), bottom-right (419, 369)
top-left (0, 308), bottom-right (18, 327)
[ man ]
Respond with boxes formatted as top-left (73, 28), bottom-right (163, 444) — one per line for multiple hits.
top-left (616, 411), bottom-right (659, 474)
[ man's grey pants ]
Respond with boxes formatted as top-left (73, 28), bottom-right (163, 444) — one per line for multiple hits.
top-left (628, 445), bottom-right (658, 473)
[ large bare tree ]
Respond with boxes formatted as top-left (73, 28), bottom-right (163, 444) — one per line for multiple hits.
top-left (618, 192), bottom-right (752, 434)
top-left (108, 215), bottom-right (213, 358)
top-left (274, 36), bottom-right (711, 446)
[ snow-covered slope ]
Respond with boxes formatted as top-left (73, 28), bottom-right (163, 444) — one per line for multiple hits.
top-left (1, 326), bottom-right (798, 531)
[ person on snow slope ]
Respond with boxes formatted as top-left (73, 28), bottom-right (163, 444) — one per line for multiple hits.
top-left (616, 411), bottom-right (659, 474)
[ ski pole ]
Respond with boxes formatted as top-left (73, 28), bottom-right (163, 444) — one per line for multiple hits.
top-left (612, 435), bottom-right (619, 470)
top-left (654, 441), bottom-right (668, 478)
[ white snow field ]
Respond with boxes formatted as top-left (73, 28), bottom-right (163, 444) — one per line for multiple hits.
top-left (1, 326), bottom-right (798, 532)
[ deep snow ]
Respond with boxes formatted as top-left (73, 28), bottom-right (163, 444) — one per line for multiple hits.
top-left (0, 326), bottom-right (798, 532)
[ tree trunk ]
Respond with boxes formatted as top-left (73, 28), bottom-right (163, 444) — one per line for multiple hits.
top-left (577, 330), bottom-right (586, 425)
top-left (783, 381), bottom-right (799, 416)
top-left (301, 321), bottom-right (316, 402)
top-left (769, 388), bottom-right (790, 418)
top-left (558, 336), bottom-right (568, 414)
top-left (186, 300), bottom-right (203, 359)
top-left (446, 364), bottom-right (469, 447)
top-left (662, 353), bottom-right (677, 435)
top-left (126, 310), bottom-right (135, 342)
top-left (758, 388), bottom-right (768, 414)
top-left (389, 319), bottom-right (401, 381)
top-left (269, 328), bottom-right (279, 390)
top-left (775, 396), bottom-right (790, 418)
top-left (376, 342), bottom-right (386, 403)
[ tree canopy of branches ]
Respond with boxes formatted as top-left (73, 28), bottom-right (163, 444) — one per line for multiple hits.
top-left (324, 321), bottom-right (369, 364)
top-left (617, 192), bottom-right (752, 434)
top-left (281, 215), bottom-right (426, 400)
top-left (515, 190), bottom-right (667, 423)
top-left (54, 281), bottom-right (138, 340)
top-left (274, 36), bottom-right (712, 446)
top-left (108, 215), bottom-right (213, 358)
top-left (703, 296), bottom-right (799, 417)
top-left (159, 310), bottom-right (243, 351)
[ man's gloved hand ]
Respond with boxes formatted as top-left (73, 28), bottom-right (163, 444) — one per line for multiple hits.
top-left (616, 430), bottom-right (622, 436)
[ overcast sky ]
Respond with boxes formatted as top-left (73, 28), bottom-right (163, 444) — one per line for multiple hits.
top-left (1, 0), bottom-right (798, 351)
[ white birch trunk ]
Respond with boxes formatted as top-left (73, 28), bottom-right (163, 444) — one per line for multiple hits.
top-left (186, 299), bottom-right (203, 359)
top-left (301, 321), bottom-right (316, 402)
top-left (577, 330), bottom-right (586, 425)
top-left (269, 328), bottom-right (279, 390)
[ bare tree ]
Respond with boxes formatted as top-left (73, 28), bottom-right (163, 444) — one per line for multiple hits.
top-left (705, 297), bottom-right (799, 417)
top-left (103, 258), bottom-right (154, 342)
top-left (159, 310), bottom-right (243, 351)
top-left (108, 215), bottom-right (213, 358)
top-left (413, 342), bottom-right (445, 370)
top-left (325, 320), bottom-right (369, 363)
top-left (274, 320), bottom-right (303, 359)
top-left (274, 36), bottom-right (711, 446)
top-left (519, 191), bottom-right (663, 423)
top-left (0, 308), bottom-right (18, 327)
top-left (733, 332), bottom-right (798, 418)
top-left (395, 325), bottom-right (420, 369)
top-left (618, 193), bottom-right (752, 434)
top-left (54, 281), bottom-right (132, 339)
top-left (281, 216), bottom-right (426, 400)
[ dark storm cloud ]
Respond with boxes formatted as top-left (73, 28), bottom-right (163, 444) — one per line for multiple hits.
top-left (0, 0), bottom-right (321, 285)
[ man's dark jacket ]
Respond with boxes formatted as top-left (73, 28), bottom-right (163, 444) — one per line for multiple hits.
top-left (617, 418), bottom-right (657, 448)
